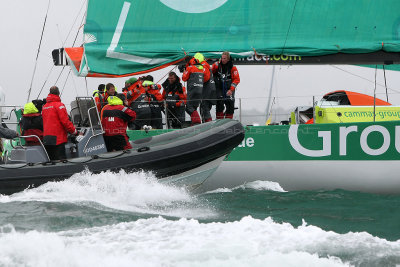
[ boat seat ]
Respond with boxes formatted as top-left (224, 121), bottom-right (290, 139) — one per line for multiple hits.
top-left (9, 145), bottom-right (49, 164)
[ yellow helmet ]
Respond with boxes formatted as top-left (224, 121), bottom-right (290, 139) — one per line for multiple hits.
top-left (194, 52), bottom-right (205, 63)
top-left (107, 95), bottom-right (123, 106)
top-left (142, 80), bottom-right (155, 87)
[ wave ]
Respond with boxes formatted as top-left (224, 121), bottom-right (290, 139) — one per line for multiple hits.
top-left (204, 180), bottom-right (286, 194)
top-left (0, 216), bottom-right (398, 266)
top-left (0, 170), bottom-right (216, 219)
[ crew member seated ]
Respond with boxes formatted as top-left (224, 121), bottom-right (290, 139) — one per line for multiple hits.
top-left (19, 100), bottom-right (45, 146)
top-left (101, 94), bottom-right (136, 151)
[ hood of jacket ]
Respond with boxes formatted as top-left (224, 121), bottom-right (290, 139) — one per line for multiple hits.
top-left (46, 94), bottom-right (61, 103)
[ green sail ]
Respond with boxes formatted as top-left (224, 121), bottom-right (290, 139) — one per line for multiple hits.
top-left (75, 0), bottom-right (400, 76)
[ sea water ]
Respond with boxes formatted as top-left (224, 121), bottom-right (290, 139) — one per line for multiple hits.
top-left (0, 171), bottom-right (399, 267)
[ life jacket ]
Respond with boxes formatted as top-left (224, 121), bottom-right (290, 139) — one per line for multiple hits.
top-left (93, 90), bottom-right (106, 112)
top-left (104, 87), bottom-right (118, 102)
top-left (125, 80), bottom-right (143, 105)
top-left (42, 94), bottom-right (77, 145)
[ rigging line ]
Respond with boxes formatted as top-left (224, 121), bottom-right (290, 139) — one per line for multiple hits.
top-left (55, 66), bottom-right (66, 85)
top-left (27, 0), bottom-right (51, 102)
top-left (70, 73), bottom-right (79, 96)
top-left (383, 65), bottom-right (389, 102)
top-left (63, 0), bottom-right (87, 47)
top-left (56, 24), bottom-right (64, 48)
top-left (36, 64), bottom-right (55, 100)
top-left (72, 9), bottom-right (87, 47)
top-left (330, 65), bottom-right (400, 94)
top-left (85, 78), bottom-right (89, 96)
top-left (320, 97), bottom-right (344, 123)
top-left (281, 0), bottom-right (298, 55)
top-left (60, 69), bottom-right (72, 96)
top-left (156, 65), bottom-right (178, 84)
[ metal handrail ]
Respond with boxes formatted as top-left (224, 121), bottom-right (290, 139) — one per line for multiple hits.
top-left (83, 104), bottom-right (105, 156)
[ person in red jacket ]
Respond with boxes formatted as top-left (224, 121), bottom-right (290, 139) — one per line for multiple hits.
top-left (212, 51), bottom-right (240, 119)
top-left (42, 86), bottom-right (77, 160)
top-left (101, 94), bottom-right (136, 151)
top-left (194, 52), bottom-right (216, 122)
top-left (142, 80), bottom-right (163, 129)
top-left (182, 57), bottom-right (204, 125)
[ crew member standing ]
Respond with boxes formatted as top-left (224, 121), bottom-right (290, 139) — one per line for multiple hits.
top-left (101, 94), bottom-right (136, 151)
top-left (162, 72), bottom-right (186, 128)
top-left (194, 52), bottom-right (216, 122)
top-left (212, 51), bottom-right (240, 119)
top-left (93, 84), bottom-right (106, 113)
top-left (182, 57), bottom-right (204, 125)
top-left (42, 86), bottom-right (77, 160)
top-left (142, 80), bottom-right (163, 129)
top-left (104, 83), bottom-right (117, 101)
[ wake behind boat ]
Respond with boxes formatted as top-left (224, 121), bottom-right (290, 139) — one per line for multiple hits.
top-left (0, 97), bottom-right (244, 195)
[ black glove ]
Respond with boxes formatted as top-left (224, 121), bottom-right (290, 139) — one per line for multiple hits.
top-left (178, 65), bottom-right (185, 73)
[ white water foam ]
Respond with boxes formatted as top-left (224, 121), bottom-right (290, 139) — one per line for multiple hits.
top-left (205, 180), bottom-right (286, 194)
top-left (0, 170), bottom-right (216, 219)
top-left (1, 216), bottom-right (399, 267)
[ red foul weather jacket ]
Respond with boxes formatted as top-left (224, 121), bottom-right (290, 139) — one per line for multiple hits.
top-left (200, 60), bottom-right (211, 83)
top-left (42, 94), bottom-right (77, 145)
top-left (101, 104), bottom-right (136, 137)
top-left (145, 84), bottom-right (163, 102)
top-left (212, 61), bottom-right (240, 92)
top-left (182, 65), bottom-right (204, 82)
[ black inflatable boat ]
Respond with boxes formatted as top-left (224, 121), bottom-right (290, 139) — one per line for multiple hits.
top-left (0, 118), bottom-right (244, 195)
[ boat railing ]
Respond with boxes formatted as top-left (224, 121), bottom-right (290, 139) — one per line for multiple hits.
top-left (0, 105), bottom-right (23, 127)
top-left (127, 97), bottom-right (294, 128)
top-left (2, 91), bottom-right (397, 131)
top-left (153, 97), bottom-right (295, 127)
top-left (83, 104), bottom-right (105, 156)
